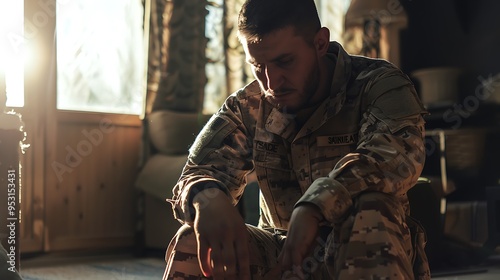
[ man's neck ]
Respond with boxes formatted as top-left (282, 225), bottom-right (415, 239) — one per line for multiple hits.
top-left (310, 54), bottom-right (336, 107)
top-left (295, 56), bottom-right (336, 127)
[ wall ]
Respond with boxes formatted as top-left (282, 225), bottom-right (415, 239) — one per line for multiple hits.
top-left (397, 2), bottom-right (500, 259)
top-left (400, 0), bottom-right (500, 202)
top-left (400, 0), bottom-right (500, 98)
top-left (17, 0), bottom-right (143, 253)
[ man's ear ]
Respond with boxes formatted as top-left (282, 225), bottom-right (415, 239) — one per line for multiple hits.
top-left (314, 27), bottom-right (330, 55)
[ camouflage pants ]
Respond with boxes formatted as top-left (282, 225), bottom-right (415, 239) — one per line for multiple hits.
top-left (163, 192), bottom-right (430, 279)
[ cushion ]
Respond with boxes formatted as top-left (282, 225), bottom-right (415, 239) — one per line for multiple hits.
top-left (148, 110), bottom-right (209, 155)
top-left (135, 153), bottom-right (188, 200)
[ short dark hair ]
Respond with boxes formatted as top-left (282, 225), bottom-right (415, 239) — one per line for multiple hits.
top-left (237, 0), bottom-right (321, 43)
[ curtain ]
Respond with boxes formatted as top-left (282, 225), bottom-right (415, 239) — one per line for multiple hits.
top-left (145, 0), bottom-right (208, 115)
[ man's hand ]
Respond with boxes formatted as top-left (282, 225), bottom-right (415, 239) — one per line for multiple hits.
top-left (193, 188), bottom-right (251, 280)
top-left (278, 204), bottom-right (323, 278)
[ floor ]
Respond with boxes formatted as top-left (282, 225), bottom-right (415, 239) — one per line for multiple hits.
top-left (17, 248), bottom-right (500, 279)
top-left (430, 253), bottom-right (500, 279)
top-left (432, 266), bottom-right (500, 279)
top-left (433, 269), bottom-right (500, 280)
top-left (433, 268), bottom-right (500, 279)
top-left (20, 258), bottom-right (165, 280)
top-left (19, 249), bottom-right (165, 280)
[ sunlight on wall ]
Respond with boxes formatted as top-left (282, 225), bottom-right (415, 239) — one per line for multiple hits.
top-left (0, 2), bottom-right (25, 108)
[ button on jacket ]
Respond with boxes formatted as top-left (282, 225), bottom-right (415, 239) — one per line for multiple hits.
top-left (169, 42), bottom-right (427, 231)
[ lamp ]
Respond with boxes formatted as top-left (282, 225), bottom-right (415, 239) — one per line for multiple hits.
top-left (344, 0), bottom-right (408, 66)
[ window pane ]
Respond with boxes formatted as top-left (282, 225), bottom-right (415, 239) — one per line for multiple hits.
top-left (315, 0), bottom-right (350, 43)
top-left (0, 1), bottom-right (24, 107)
top-left (204, 0), bottom-right (227, 115)
top-left (56, 0), bottom-right (144, 115)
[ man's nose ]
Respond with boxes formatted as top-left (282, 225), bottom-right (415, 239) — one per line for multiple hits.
top-left (265, 65), bottom-right (283, 91)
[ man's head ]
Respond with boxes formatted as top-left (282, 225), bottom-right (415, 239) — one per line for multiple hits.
top-left (237, 0), bottom-right (331, 113)
top-left (237, 0), bottom-right (321, 44)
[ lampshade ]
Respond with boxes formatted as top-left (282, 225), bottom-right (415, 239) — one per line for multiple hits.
top-left (343, 0), bottom-right (408, 66)
top-left (345, 0), bottom-right (408, 28)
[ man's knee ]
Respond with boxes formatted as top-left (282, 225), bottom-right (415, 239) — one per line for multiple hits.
top-left (173, 224), bottom-right (195, 241)
top-left (165, 224), bottom-right (196, 262)
top-left (164, 224), bottom-right (206, 279)
top-left (350, 191), bottom-right (409, 249)
top-left (354, 191), bottom-right (404, 219)
top-left (332, 192), bottom-right (415, 279)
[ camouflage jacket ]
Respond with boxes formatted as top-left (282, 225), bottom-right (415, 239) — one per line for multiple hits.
top-left (169, 42), bottom-right (427, 231)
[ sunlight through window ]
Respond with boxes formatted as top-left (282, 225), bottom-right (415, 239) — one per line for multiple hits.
top-left (56, 0), bottom-right (144, 115)
top-left (0, 1), bottom-right (25, 108)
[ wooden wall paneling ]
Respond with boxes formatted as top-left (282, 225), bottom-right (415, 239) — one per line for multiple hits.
top-left (45, 116), bottom-right (140, 251)
top-left (20, 0), bottom-right (143, 253)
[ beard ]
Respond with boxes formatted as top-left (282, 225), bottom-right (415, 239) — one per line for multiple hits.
top-left (264, 59), bottom-right (322, 114)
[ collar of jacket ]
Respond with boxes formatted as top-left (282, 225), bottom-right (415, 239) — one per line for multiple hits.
top-left (264, 41), bottom-right (353, 141)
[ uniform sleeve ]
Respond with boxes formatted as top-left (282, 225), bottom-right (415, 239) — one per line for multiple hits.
top-left (167, 95), bottom-right (254, 225)
top-left (297, 69), bottom-right (427, 224)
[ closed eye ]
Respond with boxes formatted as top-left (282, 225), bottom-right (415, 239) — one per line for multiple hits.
top-left (273, 55), bottom-right (294, 68)
top-left (276, 58), bottom-right (293, 67)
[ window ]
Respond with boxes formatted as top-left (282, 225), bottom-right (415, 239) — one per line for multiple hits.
top-left (204, 0), bottom-right (227, 114)
top-left (56, 0), bottom-right (145, 115)
top-left (315, 0), bottom-right (351, 43)
top-left (0, 1), bottom-right (25, 108)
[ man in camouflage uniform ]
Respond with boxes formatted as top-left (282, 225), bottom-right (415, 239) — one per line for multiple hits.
top-left (163, 0), bottom-right (430, 279)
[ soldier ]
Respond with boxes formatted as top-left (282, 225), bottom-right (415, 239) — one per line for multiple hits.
top-left (163, 0), bottom-right (430, 279)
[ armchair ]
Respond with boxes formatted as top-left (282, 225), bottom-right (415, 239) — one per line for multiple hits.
top-left (135, 109), bottom-right (209, 250)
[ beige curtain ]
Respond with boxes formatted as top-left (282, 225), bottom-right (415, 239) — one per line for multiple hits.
top-left (145, 0), bottom-right (208, 115)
